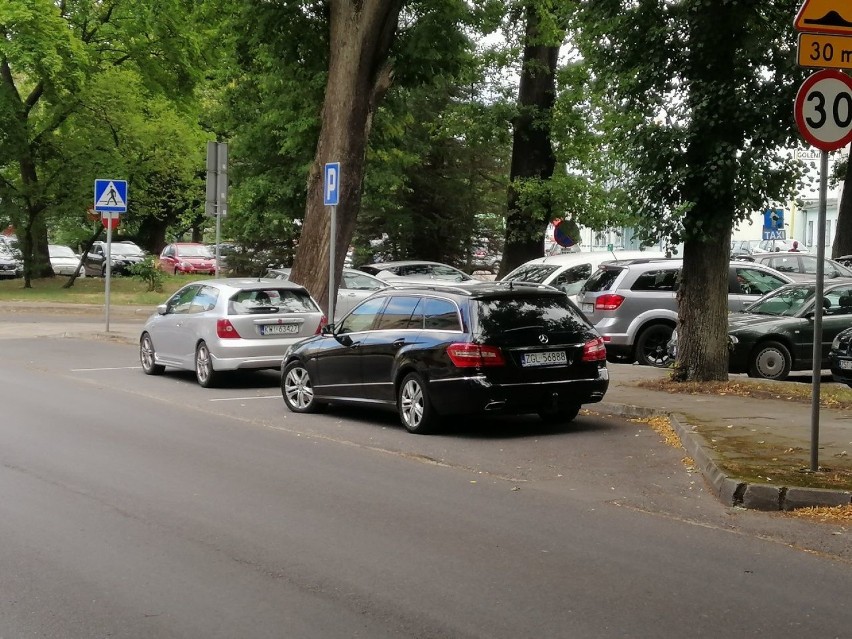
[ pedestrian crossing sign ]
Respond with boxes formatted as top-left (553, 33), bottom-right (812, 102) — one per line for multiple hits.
top-left (94, 179), bottom-right (128, 213)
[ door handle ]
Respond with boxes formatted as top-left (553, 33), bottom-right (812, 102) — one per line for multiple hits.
top-left (392, 338), bottom-right (405, 348)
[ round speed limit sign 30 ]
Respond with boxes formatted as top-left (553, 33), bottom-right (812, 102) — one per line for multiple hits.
top-left (795, 69), bottom-right (852, 152)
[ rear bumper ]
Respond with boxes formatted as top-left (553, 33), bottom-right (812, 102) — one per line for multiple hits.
top-left (210, 337), bottom-right (307, 371)
top-left (427, 367), bottom-right (609, 416)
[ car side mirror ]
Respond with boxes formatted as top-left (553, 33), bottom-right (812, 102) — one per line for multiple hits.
top-left (321, 324), bottom-right (334, 336)
top-left (157, 303), bottom-right (168, 315)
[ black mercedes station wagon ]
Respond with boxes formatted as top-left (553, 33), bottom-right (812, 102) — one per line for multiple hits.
top-left (280, 282), bottom-right (609, 434)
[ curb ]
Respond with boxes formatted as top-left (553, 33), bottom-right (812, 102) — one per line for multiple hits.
top-left (596, 401), bottom-right (852, 512)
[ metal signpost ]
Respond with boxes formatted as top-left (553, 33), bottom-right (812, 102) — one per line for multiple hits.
top-left (206, 141), bottom-right (229, 276)
top-left (324, 162), bottom-right (340, 322)
top-left (94, 179), bottom-right (128, 331)
top-left (793, 0), bottom-right (852, 471)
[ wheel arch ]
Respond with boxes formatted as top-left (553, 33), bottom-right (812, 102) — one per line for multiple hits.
top-left (748, 334), bottom-right (797, 366)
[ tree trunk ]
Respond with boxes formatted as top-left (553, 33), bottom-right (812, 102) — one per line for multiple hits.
top-left (671, 0), bottom-right (740, 382)
top-left (290, 1), bottom-right (404, 314)
top-left (831, 154), bottom-right (852, 259)
top-left (498, 4), bottom-right (562, 278)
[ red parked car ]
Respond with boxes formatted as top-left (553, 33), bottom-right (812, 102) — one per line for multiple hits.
top-left (158, 243), bottom-right (217, 275)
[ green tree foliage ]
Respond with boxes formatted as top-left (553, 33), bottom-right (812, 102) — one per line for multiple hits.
top-left (0, 0), bottom-right (204, 286)
top-left (575, 0), bottom-right (807, 381)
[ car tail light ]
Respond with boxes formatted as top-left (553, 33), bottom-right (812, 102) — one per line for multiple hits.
top-left (447, 343), bottom-right (506, 367)
top-left (316, 315), bottom-right (327, 335)
top-left (581, 337), bottom-right (607, 362)
top-left (594, 294), bottom-right (625, 311)
top-left (216, 318), bottom-right (241, 339)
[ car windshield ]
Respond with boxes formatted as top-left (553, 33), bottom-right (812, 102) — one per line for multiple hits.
top-left (111, 244), bottom-right (143, 256)
top-left (581, 266), bottom-right (625, 293)
top-left (501, 264), bottom-right (560, 283)
top-left (228, 288), bottom-right (318, 314)
top-left (745, 285), bottom-right (815, 316)
top-left (177, 245), bottom-right (213, 258)
top-left (49, 246), bottom-right (76, 258)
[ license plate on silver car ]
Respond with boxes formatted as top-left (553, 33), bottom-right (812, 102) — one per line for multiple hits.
top-left (522, 351), bottom-right (568, 367)
top-left (261, 324), bottom-right (299, 335)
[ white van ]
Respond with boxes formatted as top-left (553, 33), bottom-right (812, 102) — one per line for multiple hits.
top-left (501, 250), bottom-right (667, 302)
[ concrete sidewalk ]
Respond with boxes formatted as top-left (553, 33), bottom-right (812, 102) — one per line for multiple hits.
top-left (1, 301), bottom-right (850, 511)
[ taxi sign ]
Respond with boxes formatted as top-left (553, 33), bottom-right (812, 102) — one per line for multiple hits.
top-left (795, 0), bottom-right (852, 35)
top-left (798, 32), bottom-right (852, 69)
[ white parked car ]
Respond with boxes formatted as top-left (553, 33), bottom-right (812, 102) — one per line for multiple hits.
top-left (501, 250), bottom-right (666, 303)
top-left (266, 267), bottom-right (387, 320)
top-left (140, 278), bottom-right (326, 387)
top-left (48, 244), bottom-right (84, 277)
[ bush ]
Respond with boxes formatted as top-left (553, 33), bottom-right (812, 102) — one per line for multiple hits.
top-left (129, 257), bottom-right (165, 292)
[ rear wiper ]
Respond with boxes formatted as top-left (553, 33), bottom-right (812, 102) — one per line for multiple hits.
top-left (503, 325), bottom-right (545, 334)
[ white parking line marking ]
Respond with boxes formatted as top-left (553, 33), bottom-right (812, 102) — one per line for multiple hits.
top-left (71, 366), bottom-right (142, 372)
top-left (209, 395), bottom-right (279, 402)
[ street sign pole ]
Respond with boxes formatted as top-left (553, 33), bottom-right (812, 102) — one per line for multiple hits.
top-left (105, 214), bottom-right (114, 331)
top-left (810, 150), bottom-right (829, 472)
top-left (324, 162), bottom-right (341, 322)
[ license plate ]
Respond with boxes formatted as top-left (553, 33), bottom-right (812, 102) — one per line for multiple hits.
top-left (261, 324), bottom-right (299, 335)
top-left (841, 360), bottom-right (852, 370)
top-left (522, 351), bottom-right (568, 367)
top-left (582, 303), bottom-right (593, 313)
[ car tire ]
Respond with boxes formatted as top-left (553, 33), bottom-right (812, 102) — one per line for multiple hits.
top-left (397, 372), bottom-right (437, 434)
top-left (101, 264), bottom-right (107, 277)
top-left (195, 341), bottom-right (219, 388)
top-left (538, 403), bottom-right (581, 424)
top-left (174, 267), bottom-right (179, 276)
top-left (748, 341), bottom-right (791, 381)
top-left (281, 360), bottom-right (325, 413)
top-left (140, 333), bottom-right (165, 375)
top-left (635, 323), bottom-right (674, 367)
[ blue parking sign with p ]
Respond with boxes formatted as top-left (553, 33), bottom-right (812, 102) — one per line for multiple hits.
top-left (324, 162), bottom-right (340, 206)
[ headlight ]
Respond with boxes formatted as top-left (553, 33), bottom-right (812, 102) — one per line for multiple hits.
top-left (832, 335), bottom-right (842, 350)
top-left (728, 335), bottom-right (739, 345)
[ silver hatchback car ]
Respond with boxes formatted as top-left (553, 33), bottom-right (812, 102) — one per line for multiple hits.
top-left (140, 278), bottom-right (325, 387)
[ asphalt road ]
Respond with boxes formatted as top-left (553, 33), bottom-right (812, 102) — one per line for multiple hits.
top-left (1, 335), bottom-right (850, 638)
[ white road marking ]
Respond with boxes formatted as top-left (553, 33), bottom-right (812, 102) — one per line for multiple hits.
top-left (209, 395), bottom-right (279, 402)
top-left (71, 366), bottom-right (142, 372)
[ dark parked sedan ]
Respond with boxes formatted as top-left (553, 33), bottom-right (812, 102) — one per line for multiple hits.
top-left (728, 281), bottom-right (852, 380)
top-left (280, 282), bottom-right (609, 434)
top-left (829, 327), bottom-right (852, 387)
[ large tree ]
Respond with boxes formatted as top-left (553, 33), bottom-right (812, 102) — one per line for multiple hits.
top-left (289, 1), bottom-right (476, 312)
top-left (0, 0), bottom-right (202, 286)
top-left (576, 0), bottom-right (806, 381)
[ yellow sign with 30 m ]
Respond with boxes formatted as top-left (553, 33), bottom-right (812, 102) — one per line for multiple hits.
top-left (798, 32), bottom-right (852, 69)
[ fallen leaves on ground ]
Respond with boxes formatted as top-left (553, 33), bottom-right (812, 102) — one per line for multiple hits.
top-left (636, 378), bottom-right (852, 410)
top-left (786, 505), bottom-right (852, 523)
top-left (629, 415), bottom-right (682, 448)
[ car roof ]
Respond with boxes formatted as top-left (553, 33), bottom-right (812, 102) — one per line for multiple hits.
top-left (381, 280), bottom-right (563, 298)
top-left (368, 260), bottom-right (461, 269)
top-left (188, 277), bottom-right (309, 292)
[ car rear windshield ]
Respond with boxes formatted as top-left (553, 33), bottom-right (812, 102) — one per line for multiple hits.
top-left (228, 288), bottom-right (318, 315)
top-left (502, 264), bottom-right (560, 283)
top-left (581, 266), bottom-right (625, 293)
top-left (475, 294), bottom-right (590, 336)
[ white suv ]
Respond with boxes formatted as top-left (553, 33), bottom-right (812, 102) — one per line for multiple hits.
top-left (576, 258), bottom-right (794, 366)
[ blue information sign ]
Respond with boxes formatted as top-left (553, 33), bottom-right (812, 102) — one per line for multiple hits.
top-left (323, 163), bottom-right (340, 206)
top-left (94, 179), bottom-right (128, 213)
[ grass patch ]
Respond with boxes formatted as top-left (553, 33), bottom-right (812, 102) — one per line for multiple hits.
top-left (0, 274), bottom-right (206, 306)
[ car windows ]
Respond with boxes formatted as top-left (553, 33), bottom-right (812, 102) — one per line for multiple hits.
top-left (343, 272), bottom-right (382, 290)
top-left (582, 266), bottom-right (624, 293)
top-left (375, 296), bottom-right (420, 330)
top-left (229, 288), bottom-right (317, 315)
top-left (630, 268), bottom-right (680, 292)
top-left (733, 267), bottom-right (788, 296)
top-left (766, 256), bottom-right (798, 273)
top-left (190, 285), bottom-right (219, 313)
top-left (338, 296), bottom-right (387, 333)
top-left (550, 264), bottom-right (592, 295)
top-left (824, 287), bottom-right (852, 315)
top-left (430, 265), bottom-right (471, 281)
top-left (502, 264), bottom-right (560, 284)
top-left (748, 285), bottom-right (815, 316)
top-left (167, 285), bottom-right (201, 314)
top-left (413, 297), bottom-right (462, 331)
